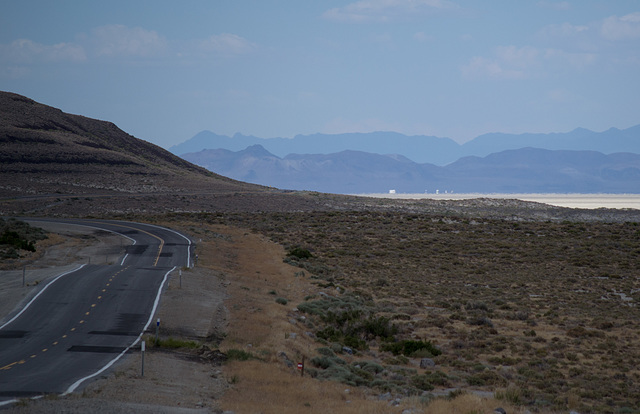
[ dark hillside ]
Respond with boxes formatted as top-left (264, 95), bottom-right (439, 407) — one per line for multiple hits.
top-left (0, 91), bottom-right (257, 197)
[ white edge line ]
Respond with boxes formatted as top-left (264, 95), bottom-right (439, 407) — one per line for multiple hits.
top-left (0, 264), bottom-right (86, 331)
top-left (63, 265), bottom-right (176, 395)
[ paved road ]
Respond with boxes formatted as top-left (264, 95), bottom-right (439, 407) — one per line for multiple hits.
top-left (0, 219), bottom-right (192, 403)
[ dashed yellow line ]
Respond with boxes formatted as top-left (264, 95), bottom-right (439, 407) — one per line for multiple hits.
top-left (1, 265), bottom-right (133, 372)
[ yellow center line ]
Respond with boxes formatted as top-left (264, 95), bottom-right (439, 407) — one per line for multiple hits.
top-left (0, 361), bottom-right (19, 370)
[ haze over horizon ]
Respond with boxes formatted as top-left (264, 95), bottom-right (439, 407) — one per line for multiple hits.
top-left (2, 1), bottom-right (639, 149)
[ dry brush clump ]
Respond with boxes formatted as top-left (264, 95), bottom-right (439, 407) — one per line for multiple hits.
top-left (194, 210), bottom-right (640, 413)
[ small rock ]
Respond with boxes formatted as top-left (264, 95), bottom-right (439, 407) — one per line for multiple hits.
top-left (420, 358), bottom-right (435, 369)
top-left (288, 333), bottom-right (297, 339)
top-left (342, 346), bottom-right (353, 354)
top-left (378, 392), bottom-right (392, 401)
top-left (494, 408), bottom-right (507, 414)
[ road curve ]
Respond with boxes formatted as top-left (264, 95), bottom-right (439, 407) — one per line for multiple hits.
top-left (0, 219), bottom-right (192, 404)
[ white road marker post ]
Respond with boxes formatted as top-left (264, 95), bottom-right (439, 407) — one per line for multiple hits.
top-left (155, 318), bottom-right (160, 344)
top-left (141, 340), bottom-right (145, 377)
top-left (179, 269), bottom-right (182, 289)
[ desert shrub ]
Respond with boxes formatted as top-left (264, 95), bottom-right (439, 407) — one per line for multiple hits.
top-left (381, 340), bottom-right (442, 357)
top-left (411, 371), bottom-right (451, 391)
top-left (466, 301), bottom-right (489, 312)
top-left (496, 386), bottom-right (524, 405)
top-left (310, 355), bottom-right (375, 387)
top-left (411, 375), bottom-right (435, 391)
top-left (298, 294), bottom-right (397, 349)
top-left (316, 347), bottom-right (336, 357)
top-left (363, 315), bottom-right (398, 339)
top-left (287, 247), bottom-right (313, 259)
top-left (154, 337), bottom-right (200, 349)
top-left (275, 297), bottom-right (288, 305)
top-left (0, 230), bottom-right (35, 252)
top-left (226, 349), bottom-right (255, 361)
top-left (311, 355), bottom-right (345, 369)
top-left (466, 369), bottom-right (506, 386)
top-left (353, 360), bottom-right (384, 374)
top-left (467, 316), bottom-right (494, 327)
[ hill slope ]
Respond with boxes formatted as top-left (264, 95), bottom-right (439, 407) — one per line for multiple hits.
top-left (0, 91), bottom-right (257, 197)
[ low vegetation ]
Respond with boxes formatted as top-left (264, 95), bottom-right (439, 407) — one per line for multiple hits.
top-left (187, 210), bottom-right (640, 413)
top-left (0, 218), bottom-right (47, 260)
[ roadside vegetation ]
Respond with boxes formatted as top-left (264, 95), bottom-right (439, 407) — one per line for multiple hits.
top-left (0, 218), bottom-right (47, 260)
top-left (183, 211), bottom-right (640, 413)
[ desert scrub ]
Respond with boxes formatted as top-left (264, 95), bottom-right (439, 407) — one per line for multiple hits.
top-left (212, 211), bottom-right (640, 411)
top-left (381, 340), bottom-right (442, 358)
top-left (152, 337), bottom-right (200, 349)
top-left (0, 217), bottom-right (48, 259)
top-left (297, 293), bottom-right (397, 350)
top-left (411, 371), bottom-right (451, 391)
top-left (287, 246), bottom-right (313, 259)
top-left (226, 349), bottom-right (256, 361)
top-left (308, 354), bottom-right (382, 387)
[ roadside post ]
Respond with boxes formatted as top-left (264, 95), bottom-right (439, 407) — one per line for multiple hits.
top-left (179, 269), bottom-right (182, 289)
top-left (155, 318), bottom-right (160, 343)
top-left (297, 356), bottom-right (305, 377)
top-left (22, 266), bottom-right (26, 287)
top-left (141, 340), bottom-right (145, 376)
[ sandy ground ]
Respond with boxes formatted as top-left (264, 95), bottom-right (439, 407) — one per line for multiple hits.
top-left (0, 221), bottom-right (230, 413)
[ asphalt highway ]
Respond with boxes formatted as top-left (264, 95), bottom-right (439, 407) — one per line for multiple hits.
top-left (0, 219), bottom-right (192, 403)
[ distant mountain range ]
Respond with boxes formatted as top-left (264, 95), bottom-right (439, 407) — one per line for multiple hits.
top-left (181, 145), bottom-right (640, 194)
top-left (170, 126), bottom-right (640, 166)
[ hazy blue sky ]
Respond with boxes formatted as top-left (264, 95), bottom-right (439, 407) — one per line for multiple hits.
top-left (1, 1), bottom-right (639, 148)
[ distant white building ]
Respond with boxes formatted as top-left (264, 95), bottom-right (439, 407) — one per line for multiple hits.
top-left (389, 189), bottom-right (396, 194)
